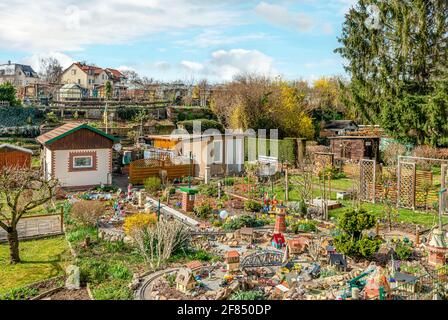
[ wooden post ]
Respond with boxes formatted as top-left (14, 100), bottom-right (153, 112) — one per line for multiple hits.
top-left (285, 165), bottom-right (289, 202)
top-left (60, 206), bottom-right (64, 232)
top-left (415, 225), bottom-right (420, 245)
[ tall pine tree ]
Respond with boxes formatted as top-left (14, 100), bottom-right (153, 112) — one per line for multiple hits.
top-left (336, 0), bottom-right (448, 146)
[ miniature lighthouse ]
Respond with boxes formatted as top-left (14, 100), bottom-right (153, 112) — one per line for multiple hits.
top-left (274, 204), bottom-right (287, 234)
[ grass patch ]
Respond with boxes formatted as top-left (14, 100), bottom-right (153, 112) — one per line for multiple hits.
top-left (0, 236), bottom-right (71, 295)
top-left (330, 201), bottom-right (448, 227)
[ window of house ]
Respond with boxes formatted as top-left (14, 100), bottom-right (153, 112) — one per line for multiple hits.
top-left (213, 140), bottom-right (222, 163)
top-left (71, 69), bottom-right (76, 75)
top-left (78, 79), bottom-right (81, 84)
top-left (73, 156), bottom-right (93, 169)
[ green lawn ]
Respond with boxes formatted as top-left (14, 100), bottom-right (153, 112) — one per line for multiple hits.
top-left (330, 201), bottom-right (448, 227)
top-left (0, 236), bottom-right (71, 295)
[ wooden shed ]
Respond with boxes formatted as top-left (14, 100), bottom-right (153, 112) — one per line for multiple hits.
top-left (0, 144), bottom-right (33, 169)
top-left (329, 136), bottom-right (380, 161)
top-left (36, 122), bottom-right (119, 188)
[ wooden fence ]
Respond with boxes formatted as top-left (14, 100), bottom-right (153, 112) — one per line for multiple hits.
top-left (0, 212), bottom-right (64, 242)
top-left (129, 158), bottom-right (191, 185)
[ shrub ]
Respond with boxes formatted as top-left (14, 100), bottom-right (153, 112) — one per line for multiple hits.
top-left (123, 213), bottom-right (157, 236)
top-left (395, 241), bottom-right (414, 260)
top-left (244, 200), bottom-right (262, 212)
top-left (0, 286), bottom-right (39, 300)
top-left (108, 263), bottom-right (132, 281)
top-left (144, 177), bottom-right (162, 193)
top-left (291, 220), bottom-right (318, 233)
top-left (356, 237), bottom-right (382, 258)
top-left (79, 259), bottom-right (109, 284)
top-left (223, 177), bottom-right (235, 186)
top-left (177, 119), bottom-right (225, 133)
top-left (91, 280), bottom-right (133, 300)
top-left (222, 215), bottom-right (268, 230)
top-left (334, 207), bottom-right (381, 258)
top-left (70, 200), bottom-right (104, 227)
top-left (383, 142), bottom-right (407, 166)
top-left (193, 202), bottom-right (213, 219)
top-left (197, 183), bottom-right (219, 197)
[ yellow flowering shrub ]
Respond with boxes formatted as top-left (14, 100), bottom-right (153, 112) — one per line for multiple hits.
top-left (123, 213), bottom-right (157, 236)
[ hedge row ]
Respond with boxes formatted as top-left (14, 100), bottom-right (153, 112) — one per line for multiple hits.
top-left (244, 137), bottom-right (297, 164)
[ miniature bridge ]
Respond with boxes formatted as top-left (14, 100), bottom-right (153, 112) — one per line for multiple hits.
top-left (240, 250), bottom-right (284, 269)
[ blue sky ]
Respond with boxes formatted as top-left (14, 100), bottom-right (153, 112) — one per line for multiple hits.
top-left (0, 0), bottom-right (356, 83)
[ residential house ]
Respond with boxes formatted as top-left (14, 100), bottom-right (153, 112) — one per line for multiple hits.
top-left (60, 62), bottom-right (127, 97)
top-left (0, 61), bottom-right (39, 87)
top-left (36, 123), bottom-right (119, 188)
top-left (0, 144), bottom-right (33, 169)
top-left (175, 268), bottom-right (196, 294)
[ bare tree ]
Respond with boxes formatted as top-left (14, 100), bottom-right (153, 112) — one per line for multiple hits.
top-left (39, 57), bottom-right (63, 84)
top-left (132, 220), bottom-right (188, 271)
top-left (0, 167), bottom-right (58, 263)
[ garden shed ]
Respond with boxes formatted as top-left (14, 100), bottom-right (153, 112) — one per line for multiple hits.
top-left (329, 136), bottom-right (380, 161)
top-left (0, 144), bottom-right (33, 169)
top-left (36, 122), bottom-right (119, 188)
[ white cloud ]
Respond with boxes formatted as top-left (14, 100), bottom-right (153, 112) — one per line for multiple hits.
top-left (254, 2), bottom-right (315, 32)
top-left (0, 0), bottom-right (241, 52)
top-left (117, 65), bottom-right (136, 72)
top-left (181, 61), bottom-right (204, 73)
top-left (181, 49), bottom-right (276, 81)
top-left (21, 52), bottom-right (74, 73)
top-left (176, 30), bottom-right (268, 48)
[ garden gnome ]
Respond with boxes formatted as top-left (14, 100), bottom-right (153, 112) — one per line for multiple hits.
top-left (65, 265), bottom-right (80, 290)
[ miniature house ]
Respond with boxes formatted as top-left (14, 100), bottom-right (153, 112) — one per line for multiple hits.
top-left (329, 253), bottom-right (347, 272)
top-left (225, 250), bottom-right (240, 272)
top-left (287, 237), bottom-right (309, 254)
top-left (272, 233), bottom-right (286, 249)
top-left (36, 123), bottom-right (119, 188)
top-left (175, 268), bottom-right (196, 294)
top-left (185, 260), bottom-right (203, 276)
top-left (0, 144), bottom-right (33, 169)
top-left (238, 227), bottom-right (254, 243)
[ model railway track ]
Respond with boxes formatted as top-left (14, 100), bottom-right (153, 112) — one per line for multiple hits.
top-left (137, 268), bottom-right (180, 300)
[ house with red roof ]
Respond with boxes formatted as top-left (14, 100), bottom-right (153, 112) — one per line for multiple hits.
top-left (60, 62), bottom-right (127, 97)
top-left (37, 122), bottom-right (119, 188)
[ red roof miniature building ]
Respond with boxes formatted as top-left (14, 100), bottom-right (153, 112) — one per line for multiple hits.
top-left (272, 233), bottom-right (286, 249)
top-left (186, 260), bottom-right (202, 272)
top-left (225, 250), bottom-right (240, 272)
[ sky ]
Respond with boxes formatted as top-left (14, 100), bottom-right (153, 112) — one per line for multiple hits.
top-left (0, 0), bottom-right (357, 83)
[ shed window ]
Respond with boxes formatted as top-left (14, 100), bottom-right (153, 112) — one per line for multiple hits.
top-left (73, 156), bottom-right (93, 168)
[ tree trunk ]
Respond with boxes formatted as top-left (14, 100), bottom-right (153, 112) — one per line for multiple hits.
top-left (7, 229), bottom-right (21, 264)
